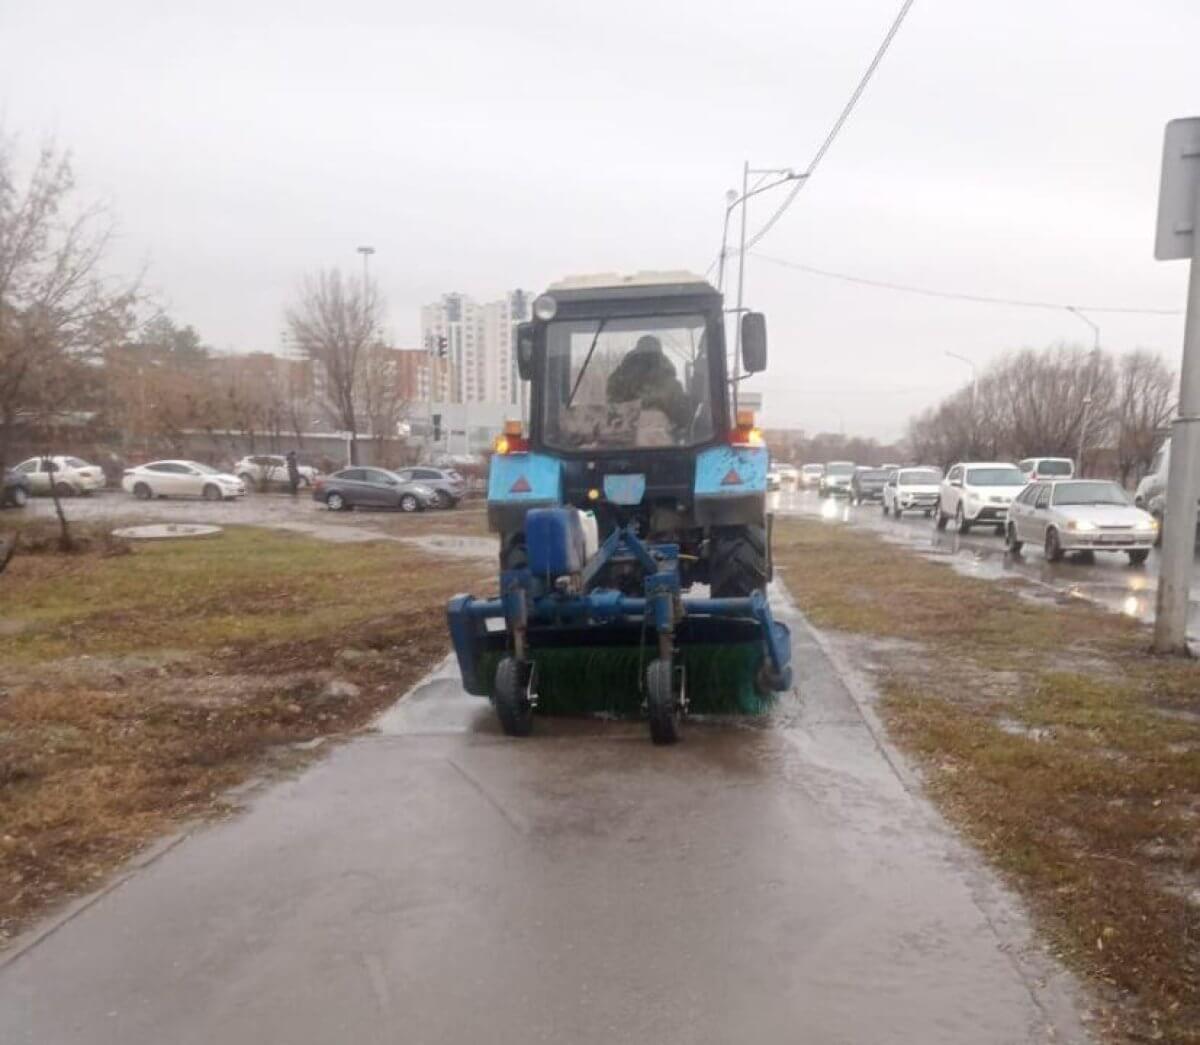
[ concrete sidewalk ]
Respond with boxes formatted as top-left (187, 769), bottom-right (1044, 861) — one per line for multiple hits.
top-left (0, 599), bottom-right (1091, 1044)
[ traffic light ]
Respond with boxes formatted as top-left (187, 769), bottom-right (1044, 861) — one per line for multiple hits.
top-left (437, 336), bottom-right (448, 359)
top-left (432, 413), bottom-right (442, 441)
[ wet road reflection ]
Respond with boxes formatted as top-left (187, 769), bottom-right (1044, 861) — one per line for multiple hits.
top-left (770, 487), bottom-right (1200, 640)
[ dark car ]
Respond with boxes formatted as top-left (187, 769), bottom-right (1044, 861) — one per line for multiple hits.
top-left (2, 468), bottom-right (31, 508)
top-left (394, 466), bottom-right (466, 509)
top-left (850, 468), bottom-right (889, 505)
top-left (312, 468), bottom-right (439, 512)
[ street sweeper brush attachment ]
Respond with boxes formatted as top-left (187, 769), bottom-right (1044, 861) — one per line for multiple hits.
top-left (446, 516), bottom-right (792, 742)
top-left (473, 620), bottom-right (777, 718)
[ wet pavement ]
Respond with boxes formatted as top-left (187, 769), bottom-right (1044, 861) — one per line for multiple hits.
top-left (770, 487), bottom-right (1200, 643)
top-left (0, 584), bottom-right (1092, 1044)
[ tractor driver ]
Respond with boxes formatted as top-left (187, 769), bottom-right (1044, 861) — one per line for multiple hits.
top-left (606, 335), bottom-right (690, 437)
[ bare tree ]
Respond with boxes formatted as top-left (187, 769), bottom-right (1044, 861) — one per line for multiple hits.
top-left (905, 343), bottom-right (1120, 471)
top-left (103, 316), bottom-right (217, 457)
top-left (360, 343), bottom-right (409, 461)
top-left (285, 269), bottom-right (380, 464)
top-left (0, 138), bottom-right (136, 474)
top-left (1113, 349), bottom-right (1175, 486)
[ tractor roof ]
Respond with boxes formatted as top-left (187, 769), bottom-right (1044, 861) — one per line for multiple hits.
top-left (546, 271), bottom-right (717, 303)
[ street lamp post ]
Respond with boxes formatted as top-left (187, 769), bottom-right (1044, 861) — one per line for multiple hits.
top-left (356, 245), bottom-right (375, 292)
top-left (945, 351), bottom-right (977, 454)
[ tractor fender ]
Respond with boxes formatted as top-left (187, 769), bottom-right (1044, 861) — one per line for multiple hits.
top-left (693, 445), bottom-right (768, 526)
top-left (487, 451), bottom-right (563, 532)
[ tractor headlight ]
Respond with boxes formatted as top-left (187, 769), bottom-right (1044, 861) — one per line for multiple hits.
top-left (533, 294), bottom-right (557, 321)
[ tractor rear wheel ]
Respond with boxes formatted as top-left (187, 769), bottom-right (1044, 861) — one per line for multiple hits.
top-left (493, 656), bottom-right (533, 737)
top-left (710, 525), bottom-right (767, 598)
top-left (646, 658), bottom-right (680, 745)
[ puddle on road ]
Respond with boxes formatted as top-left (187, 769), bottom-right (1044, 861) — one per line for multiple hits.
top-left (398, 535), bottom-right (494, 560)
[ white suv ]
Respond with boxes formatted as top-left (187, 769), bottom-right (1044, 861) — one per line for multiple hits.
top-left (1017, 456), bottom-right (1074, 482)
top-left (882, 466), bottom-right (943, 518)
top-left (936, 462), bottom-right (1028, 535)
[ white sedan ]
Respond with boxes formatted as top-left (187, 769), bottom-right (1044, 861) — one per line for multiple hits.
top-left (1005, 479), bottom-right (1157, 564)
top-left (13, 455), bottom-right (106, 496)
top-left (121, 460), bottom-right (246, 501)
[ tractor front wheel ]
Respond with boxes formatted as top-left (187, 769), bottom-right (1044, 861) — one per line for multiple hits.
top-left (646, 658), bottom-right (680, 745)
top-left (494, 656), bottom-right (533, 737)
top-left (710, 525), bottom-right (767, 598)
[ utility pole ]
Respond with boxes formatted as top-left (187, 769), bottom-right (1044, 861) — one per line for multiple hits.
top-left (945, 351), bottom-right (977, 455)
top-left (716, 164), bottom-right (805, 412)
top-left (1077, 395), bottom-right (1093, 477)
top-left (1152, 118), bottom-right (1200, 655)
top-left (733, 161), bottom-right (750, 406)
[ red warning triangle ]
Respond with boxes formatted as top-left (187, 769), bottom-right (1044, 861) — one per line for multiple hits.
top-left (720, 468), bottom-right (743, 486)
top-left (510, 475), bottom-right (532, 493)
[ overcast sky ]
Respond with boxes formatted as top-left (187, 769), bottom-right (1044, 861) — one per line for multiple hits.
top-left (2, 0), bottom-right (1196, 439)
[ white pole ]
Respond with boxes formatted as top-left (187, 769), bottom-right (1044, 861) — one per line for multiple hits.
top-left (1077, 396), bottom-right (1093, 477)
top-left (1153, 179), bottom-right (1200, 654)
top-left (732, 160), bottom-right (749, 414)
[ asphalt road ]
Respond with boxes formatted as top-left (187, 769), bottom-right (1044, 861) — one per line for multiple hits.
top-left (0, 585), bottom-right (1091, 1044)
top-left (770, 487), bottom-right (1200, 643)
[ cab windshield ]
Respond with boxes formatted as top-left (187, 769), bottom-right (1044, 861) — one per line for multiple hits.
top-left (541, 314), bottom-right (715, 451)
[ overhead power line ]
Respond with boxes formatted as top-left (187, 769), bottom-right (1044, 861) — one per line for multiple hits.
top-left (741, 0), bottom-right (918, 253)
top-left (752, 252), bottom-right (1184, 316)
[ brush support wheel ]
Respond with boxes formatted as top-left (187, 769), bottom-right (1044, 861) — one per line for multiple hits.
top-left (494, 656), bottom-right (534, 737)
top-left (646, 657), bottom-right (681, 746)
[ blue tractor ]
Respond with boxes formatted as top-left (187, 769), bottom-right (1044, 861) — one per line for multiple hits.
top-left (446, 272), bottom-right (792, 743)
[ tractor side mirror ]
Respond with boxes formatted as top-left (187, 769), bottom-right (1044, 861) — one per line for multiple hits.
top-left (516, 322), bottom-right (535, 380)
top-left (741, 312), bottom-right (767, 373)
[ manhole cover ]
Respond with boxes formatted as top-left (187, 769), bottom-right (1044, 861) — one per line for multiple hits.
top-left (111, 523), bottom-right (224, 541)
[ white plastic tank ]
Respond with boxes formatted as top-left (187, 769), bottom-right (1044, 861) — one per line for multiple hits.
top-left (577, 510), bottom-right (600, 560)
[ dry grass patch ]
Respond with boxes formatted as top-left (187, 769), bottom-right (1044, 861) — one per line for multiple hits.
top-left (0, 526), bottom-right (487, 942)
top-left (774, 517), bottom-right (1200, 1045)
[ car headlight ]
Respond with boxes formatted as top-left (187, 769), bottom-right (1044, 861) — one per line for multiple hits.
top-left (1136, 518), bottom-right (1158, 532)
top-left (1066, 519), bottom-right (1097, 532)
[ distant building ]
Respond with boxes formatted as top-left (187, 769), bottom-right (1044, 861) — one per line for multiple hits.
top-left (419, 290), bottom-right (531, 411)
top-left (385, 347), bottom-right (451, 404)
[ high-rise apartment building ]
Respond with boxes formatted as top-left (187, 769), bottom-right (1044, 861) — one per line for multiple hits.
top-left (419, 290), bottom-right (531, 411)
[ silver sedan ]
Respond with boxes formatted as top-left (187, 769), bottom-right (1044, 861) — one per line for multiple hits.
top-left (1005, 479), bottom-right (1158, 564)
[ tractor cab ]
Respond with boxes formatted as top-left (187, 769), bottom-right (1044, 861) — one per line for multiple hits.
top-left (522, 274), bottom-right (732, 457)
top-left (492, 273), bottom-right (769, 583)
